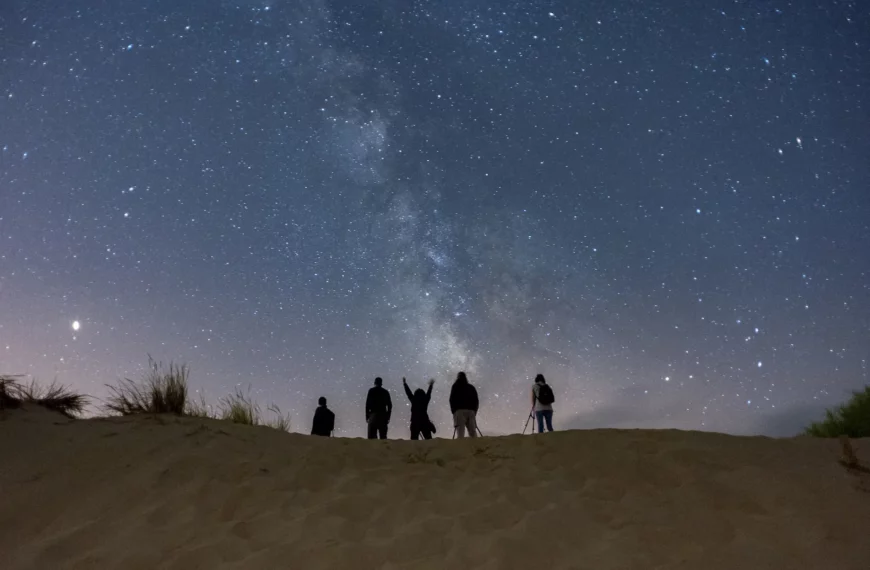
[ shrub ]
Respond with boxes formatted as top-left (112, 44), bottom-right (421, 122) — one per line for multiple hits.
top-left (0, 376), bottom-right (88, 417)
top-left (805, 385), bottom-right (870, 438)
top-left (105, 357), bottom-right (189, 416)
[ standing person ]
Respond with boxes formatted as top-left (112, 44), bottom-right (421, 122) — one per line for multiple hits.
top-left (532, 374), bottom-right (555, 433)
top-left (403, 377), bottom-right (436, 440)
top-left (365, 377), bottom-right (392, 439)
top-left (311, 396), bottom-right (335, 437)
top-left (449, 371), bottom-right (479, 438)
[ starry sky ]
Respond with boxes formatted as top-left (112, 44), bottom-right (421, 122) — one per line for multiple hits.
top-left (1, 0), bottom-right (868, 438)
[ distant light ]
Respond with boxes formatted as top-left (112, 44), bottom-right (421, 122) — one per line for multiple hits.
top-left (72, 321), bottom-right (81, 331)
top-left (757, 361), bottom-right (762, 368)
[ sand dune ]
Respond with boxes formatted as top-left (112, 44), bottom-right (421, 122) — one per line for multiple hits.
top-left (1, 406), bottom-right (868, 570)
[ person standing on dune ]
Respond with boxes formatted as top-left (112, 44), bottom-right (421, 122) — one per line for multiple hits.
top-left (311, 396), bottom-right (335, 437)
top-left (403, 377), bottom-right (436, 440)
top-left (365, 377), bottom-right (393, 439)
top-left (532, 374), bottom-right (555, 433)
top-left (449, 371), bottom-right (479, 438)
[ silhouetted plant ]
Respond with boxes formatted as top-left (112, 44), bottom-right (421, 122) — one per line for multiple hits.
top-left (218, 387), bottom-right (291, 432)
top-left (105, 357), bottom-right (189, 416)
top-left (0, 376), bottom-right (88, 417)
top-left (805, 386), bottom-right (870, 438)
top-left (186, 392), bottom-right (213, 418)
top-left (266, 403), bottom-right (292, 433)
top-left (219, 387), bottom-right (261, 426)
top-left (0, 376), bottom-right (24, 411)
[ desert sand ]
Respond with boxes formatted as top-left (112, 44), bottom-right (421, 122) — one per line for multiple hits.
top-left (1, 406), bottom-right (868, 570)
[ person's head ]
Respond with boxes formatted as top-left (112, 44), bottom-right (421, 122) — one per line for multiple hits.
top-left (318, 396), bottom-right (327, 407)
top-left (374, 377), bottom-right (383, 387)
top-left (414, 388), bottom-right (425, 399)
top-left (534, 374), bottom-right (546, 384)
top-left (456, 371), bottom-right (468, 384)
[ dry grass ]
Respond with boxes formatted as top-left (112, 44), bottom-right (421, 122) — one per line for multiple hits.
top-left (266, 404), bottom-right (292, 432)
top-left (219, 387), bottom-right (261, 426)
top-left (5, 357), bottom-right (291, 433)
top-left (0, 376), bottom-right (24, 411)
top-left (218, 387), bottom-right (291, 432)
top-left (105, 357), bottom-right (189, 416)
top-left (0, 375), bottom-right (88, 418)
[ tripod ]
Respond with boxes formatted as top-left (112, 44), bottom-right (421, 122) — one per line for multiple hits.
top-left (522, 407), bottom-right (536, 435)
top-left (452, 422), bottom-right (485, 439)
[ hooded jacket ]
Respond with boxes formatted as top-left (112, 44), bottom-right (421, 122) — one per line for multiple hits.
top-left (449, 377), bottom-right (479, 414)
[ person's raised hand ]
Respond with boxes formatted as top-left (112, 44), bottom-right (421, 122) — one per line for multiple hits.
top-left (402, 377), bottom-right (407, 384)
top-left (427, 378), bottom-right (435, 386)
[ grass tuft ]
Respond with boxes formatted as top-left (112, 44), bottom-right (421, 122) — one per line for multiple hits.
top-left (217, 388), bottom-right (291, 432)
top-left (219, 387), bottom-right (261, 426)
top-left (0, 375), bottom-right (88, 417)
top-left (266, 403), bottom-right (292, 433)
top-left (0, 376), bottom-right (24, 411)
top-left (105, 356), bottom-right (189, 416)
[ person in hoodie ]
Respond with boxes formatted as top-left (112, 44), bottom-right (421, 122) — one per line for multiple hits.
top-left (310, 396), bottom-right (335, 437)
top-left (403, 377), bottom-right (436, 440)
top-left (449, 371), bottom-right (479, 438)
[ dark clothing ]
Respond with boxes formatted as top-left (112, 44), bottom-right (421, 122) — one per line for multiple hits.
top-left (365, 386), bottom-right (392, 422)
top-left (311, 406), bottom-right (335, 437)
top-left (404, 382), bottom-right (435, 440)
top-left (449, 379), bottom-right (479, 414)
top-left (367, 413), bottom-right (389, 439)
top-left (411, 425), bottom-right (433, 440)
top-left (365, 385), bottom-right (392, 440)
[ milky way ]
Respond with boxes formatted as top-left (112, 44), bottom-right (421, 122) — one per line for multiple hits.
top-left (1, 0), bottom-right (868, 437)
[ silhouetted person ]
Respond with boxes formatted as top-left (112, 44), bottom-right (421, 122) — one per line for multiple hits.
top-left (532, 374), bottom-right (555, 432)
top-left (403, 377), bottom-right (436, 440)
top-left (365, 377), bottom-right (392, 439)
top-left (449, 371), bottom-right (479, 438)
top-left (311, 396), bottom-right (335, 437)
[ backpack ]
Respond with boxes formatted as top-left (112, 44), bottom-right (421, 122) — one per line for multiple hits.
top-left (537, 383), bottom-right (555, 405)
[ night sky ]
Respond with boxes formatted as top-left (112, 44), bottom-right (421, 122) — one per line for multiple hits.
top-left (2, 0), bottom-right (868, 438)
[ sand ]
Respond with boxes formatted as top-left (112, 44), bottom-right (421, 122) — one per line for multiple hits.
top-left (1, 406), bottom-right (868, 570)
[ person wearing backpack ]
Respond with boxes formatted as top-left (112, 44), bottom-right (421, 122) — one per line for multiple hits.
top-left (311, 396), bottom-right (335, 437)
top-left (531, 373), bottom-right (555, 433)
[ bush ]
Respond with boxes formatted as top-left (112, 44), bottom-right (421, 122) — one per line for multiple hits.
top-left (805, 385), bottom-right (870, 438)
top-left (0, 376), bottom-right (88, 418)
top-left (105, 357), bottom-right (189, 416)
